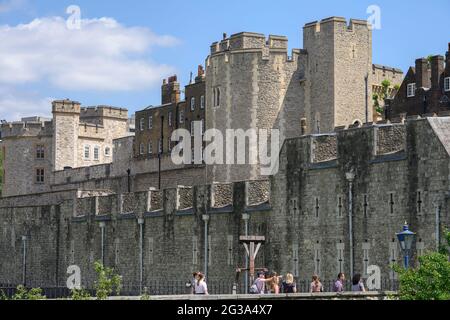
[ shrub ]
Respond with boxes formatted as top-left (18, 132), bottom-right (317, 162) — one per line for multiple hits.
top-left (93, 261), bottom-right (122, 300)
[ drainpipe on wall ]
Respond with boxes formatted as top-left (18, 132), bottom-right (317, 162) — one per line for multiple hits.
top-left (99, 222), bottom-right (106, 266)
top-left (138, 218), bottom-right (145, 294)
top-left (22, 235), bottom-right (27, 286)
top-left (202, 214), bottom-right (210, 280)
top-left (242, 213), bottom-right (250, 294)
top-left (346, 172), bottom-right (355, 278)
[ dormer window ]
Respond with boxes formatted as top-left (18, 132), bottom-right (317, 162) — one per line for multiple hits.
top-left (407, 83), bottom-right (416, 98)
top-left (445, 77), bottom-right (450, 92)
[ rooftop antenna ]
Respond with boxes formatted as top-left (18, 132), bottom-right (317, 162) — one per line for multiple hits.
top-left (189, 71), bottom-right (193, 84)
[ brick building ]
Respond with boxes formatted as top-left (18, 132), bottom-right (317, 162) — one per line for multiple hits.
top-left (386, 43), bottom-right (450, 119)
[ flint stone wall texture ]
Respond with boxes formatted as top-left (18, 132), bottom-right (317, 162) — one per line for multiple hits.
top-left (0, 119), bottom-right (449, 290)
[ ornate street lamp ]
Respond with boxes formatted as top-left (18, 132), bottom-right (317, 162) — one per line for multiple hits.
top-left (396, 222), bottom-right (416, 269)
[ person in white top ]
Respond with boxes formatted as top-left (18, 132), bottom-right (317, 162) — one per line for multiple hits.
top-left (194, 273), bottom-right (209, 295)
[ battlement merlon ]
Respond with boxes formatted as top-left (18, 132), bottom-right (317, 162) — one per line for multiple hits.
top-left (210, 32), bottom-right (290, 55)
top-left (80, 106), bottom-right (129, 121)
top-left (52, 99), bottom-right (81, 115)
top-left (303, 16), bottom-right (371, 34)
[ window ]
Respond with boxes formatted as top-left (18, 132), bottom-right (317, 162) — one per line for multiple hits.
top-left (36, 145), bottom-right (45, 159)
top-left (148, 116), bottom-right (153, 129)
top-left (168, 112), bottom-right (173, 127)
top-left (94, 146), bottom-right (100, 161)
top-left (139, 143), bottom-right (144, 155)
top-left (191, 97), bottom-right (196, 111)
top-left (84, 145), bottom-right (90, 160)
top-left (214, 88), bottom-right (221, 107)
top-left (201, 95), bottom-right (205, 109)
top-left (407, 83), bottom-right (416, 98)
top-left (36, 168), bottom-right (45, 184)
top-left (105, 147), bottom-right (111, 157)
top-left (148, 142), bottom-right (153, 155)
top-left (140, 118), bottom-right (145, 131)
top-left (179, 110), bottom-right (185, 124)
top-left (445, 77), bottom-right (450, 92)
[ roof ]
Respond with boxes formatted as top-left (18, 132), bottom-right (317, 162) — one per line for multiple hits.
top-left (427, 117), bottom-right (450, 156)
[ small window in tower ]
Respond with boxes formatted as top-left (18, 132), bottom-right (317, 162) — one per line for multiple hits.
top-left (105, 147), bottom-right (111, 157)
top-left (216, 88), bottom-right (221, 107)
top-left (407, 83), bottom-right (416, 98)
top-left (36, 145), bottom-right (45, 159)
top-left (36, 168), bottom-right (45, 184)
top-left (445, 77), bottom-right (450, 92)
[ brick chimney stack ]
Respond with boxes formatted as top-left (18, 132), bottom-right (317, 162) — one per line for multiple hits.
top-left (430, 55), bottom-right (444, 90)
top-left (415, 58), bottom-right (431, 89)
top-left (161, 75), bottom-right (180, 104)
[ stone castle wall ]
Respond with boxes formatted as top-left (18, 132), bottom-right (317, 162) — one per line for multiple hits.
top-left (0, 118), bottom-right (448, 290)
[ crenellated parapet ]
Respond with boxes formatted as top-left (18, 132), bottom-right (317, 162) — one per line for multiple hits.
top-left (0, 120), bottom-right (53, 139)
top-left (80, 106), bottom-right (128, 121)
top-left (72, 180), bottom-right (272, 218)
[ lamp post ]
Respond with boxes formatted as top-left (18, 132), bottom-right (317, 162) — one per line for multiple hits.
top-left (346, 171), bottom-right (355, 278)
top-left (396, 222), bottom-right (416, 269)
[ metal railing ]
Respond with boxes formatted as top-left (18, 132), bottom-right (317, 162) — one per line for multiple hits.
top-left (0, 278), bottom-right (398, 299)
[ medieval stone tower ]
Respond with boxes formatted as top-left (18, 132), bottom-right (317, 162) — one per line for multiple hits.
top-left (52, 99), bottom-right (81, 171)
top-left (303, 17), bottom-right (373, 133)
top-left (205, 17), bottom-right (373, 184)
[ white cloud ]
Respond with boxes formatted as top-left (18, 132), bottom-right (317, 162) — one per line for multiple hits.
top-left (0, 16), bottom-right (179, 91)
top-left (0, 86), bottom-right (53, 121)
top-left (0, 15), bottom-right (179, 120)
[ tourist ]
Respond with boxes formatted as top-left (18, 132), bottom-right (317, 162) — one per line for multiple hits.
top-left (333, 273), bottom-right (345, 293)
top-left (281, 273), bottom-right (297, 294)
top-left (190, 272), bottom-right (199, 294)
top-left (267, 272), bottom-right (282, 294)
top-left (194, 273), bottom-right (209, 295)
top-left (351, 274), bottom-right (366, 292)
top-left (249, 271), bottom-right (272, 294)
top-left (310, 275), bottom-right (323, 293)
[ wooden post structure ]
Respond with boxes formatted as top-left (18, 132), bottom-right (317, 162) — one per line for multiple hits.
top-left (239, 236), bottom-right (266, 288)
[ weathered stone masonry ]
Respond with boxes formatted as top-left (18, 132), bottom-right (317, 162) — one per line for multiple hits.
top-left (0, 118), bottom-right (448, 290)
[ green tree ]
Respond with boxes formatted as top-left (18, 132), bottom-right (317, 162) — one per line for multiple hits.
top-left (93, 261), bottom-right (122, 300)
top-left (393, 230), bottom-right (450, 300)
top-left (373, 79), bottom-right (393, 115)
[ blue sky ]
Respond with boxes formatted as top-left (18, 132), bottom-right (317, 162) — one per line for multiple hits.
top-left (0, 0), bottom-right (449, 120)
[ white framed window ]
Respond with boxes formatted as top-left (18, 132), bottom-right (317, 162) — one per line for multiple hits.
top-left (105, 147), bottom-right (111, 157)
top-left (93, 146), bottom-right (100, 161)
top-left (148, 142), bottom-right (153, 155)
top-left (445, 77), bottom-right (450, 92)
top-left (168, 112), bottom-right (173, 127)
top-left (191, 97), bottom-right (196, 111)
top-left (140, 118), bottom-right (145, 131)
top-left (139, 143), bottom-right (144, 155)
top-left (407, 83), bottom-right (416, 98)
top-left (200, 95), bottom-right (205, 109)
top-left (149, 116), bottom-right (153, 129)
top-left (84, 145), bottom-right (90, 160)
top-left (179, 110), bottom-right (185, 124)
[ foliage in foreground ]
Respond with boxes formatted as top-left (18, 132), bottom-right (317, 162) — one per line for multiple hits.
top-left (93, 261), bottom-right (122, 300)
top-left (393, 230), bottom-right (450, 300)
